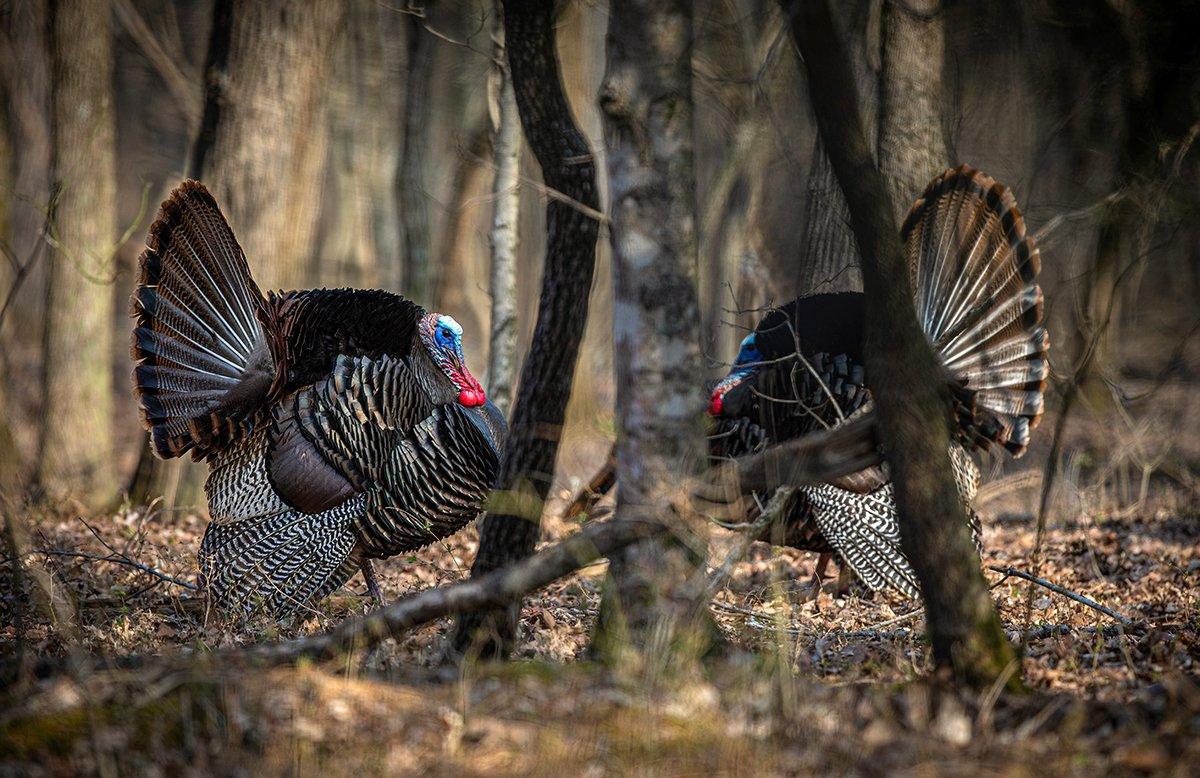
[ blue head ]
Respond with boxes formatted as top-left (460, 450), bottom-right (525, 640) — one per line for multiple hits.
top-left (708, 333), bottom-right (762, 416)
top-left (419, 312), bottom-right (486, 407)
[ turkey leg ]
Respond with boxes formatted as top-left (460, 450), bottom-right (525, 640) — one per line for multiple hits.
top-left (361, 560), bottom-right (384, 605)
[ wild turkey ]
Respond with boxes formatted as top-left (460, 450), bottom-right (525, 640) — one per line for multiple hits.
top-left (130, 181), bottom-right (507, 619)
top-left (708, 165), bottom-right (1049, 597)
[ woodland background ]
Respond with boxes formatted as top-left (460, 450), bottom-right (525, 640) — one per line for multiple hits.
top-left (0, 0), bottom-right (1197, 774)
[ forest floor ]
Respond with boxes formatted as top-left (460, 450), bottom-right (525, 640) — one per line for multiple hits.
top-left (1, 380), bottom-right (1198, 774)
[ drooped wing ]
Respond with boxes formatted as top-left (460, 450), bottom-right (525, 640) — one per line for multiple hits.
top-left (265, 354), bottom-right (434, 514)
top-left (263, 287), bottom-right (426, 399)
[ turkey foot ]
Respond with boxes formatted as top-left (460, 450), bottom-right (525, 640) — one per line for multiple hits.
top-left (799, 553), bottom-right (853, 604)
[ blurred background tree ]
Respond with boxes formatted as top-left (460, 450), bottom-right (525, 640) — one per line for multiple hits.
top-left (0, 0), bottom-right (1195, 613)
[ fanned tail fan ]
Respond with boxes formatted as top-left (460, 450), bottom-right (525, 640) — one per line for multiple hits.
top-left (130, 181), bottom-right (275, 460)
top-left (901, 165), bottom-right (1049, 458)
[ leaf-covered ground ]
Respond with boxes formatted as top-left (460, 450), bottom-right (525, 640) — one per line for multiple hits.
top-left (2, 377), bottom-right (1198, 773)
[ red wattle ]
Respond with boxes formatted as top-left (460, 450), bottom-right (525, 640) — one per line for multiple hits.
top-left (708, 394), bottom-right (723, 416)
top-left (459, 388), bottom-right (487, 407)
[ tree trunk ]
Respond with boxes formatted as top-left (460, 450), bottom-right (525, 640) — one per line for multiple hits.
top-left (199, 0), bottom-right (342, 291)
top-left (451, 0), bottom-right (600, 659)
top-left (591, 0), bottom-right (716, 666)
top-left (398, 15), bottom-right (433, 301)
top-left (786, 0), bottom-right (1016, 687)
top-left (795, 0), bottom-right (881, 296)
top-left (38, 0), bottom-right (119, 506)
top-left (0, 0), bottom-right (53, 484)
top-left (129, 0), bottom-right (342, 510)
top-left (485, 0), bottom-right (521, 418)
top-left (878, 0), bottom-right (948, 219)
top-left (314, 2), bottom-right (408, 290)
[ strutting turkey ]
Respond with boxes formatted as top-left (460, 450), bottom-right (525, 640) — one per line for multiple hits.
top-left (130, 181), bottom-right (507, 619)
top-left (707, 165), bottom-right (1049, 597)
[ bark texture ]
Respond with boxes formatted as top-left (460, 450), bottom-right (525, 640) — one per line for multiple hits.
top-left (398, 15), bottom-right (433, 301)
top-left (788, 0), bottom-right (1016, 686)
top-left (486, 1), bottom-right (521, 417)
top-left (0, 0), bottom-right (53, 480)
top-left (38, 0), bottom-right (119, 504)
top-left (592, 0), bottom-right (715, 664)
top-left (315, 2), bottom-right (408, 289)
top-left (878, 0), bottom-right (948, 220)
top-left (200, 0), bottom-right (343, 291)
top-left (451, 0), bottom-right (600, 657)
top-left (795, 0), bottom-right (881, 295)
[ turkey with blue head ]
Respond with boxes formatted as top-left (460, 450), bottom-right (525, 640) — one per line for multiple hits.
top-left (707, 165), bottom-right (1049, 597)
top-left (130, 181), bottom-right (507, 619)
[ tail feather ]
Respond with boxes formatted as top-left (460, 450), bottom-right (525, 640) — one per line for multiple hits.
top-left (199, 508), bottom-right (361, 619)
top-left (902, 165), bottom-right (1049, 458)
top-left (131, 180), bottom-right (275, 460)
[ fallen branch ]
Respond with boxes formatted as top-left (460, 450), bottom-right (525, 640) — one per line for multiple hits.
top-left (988, 565), bottom-right (1133, 626)
top-left (23, 549), bottom-right (198, 591)
top-left (241, 517), bottom-right (663, 664)
top-left (703, 487), bottom-right (794, 602)
top-left (693, 413), bottom-right (880, 507)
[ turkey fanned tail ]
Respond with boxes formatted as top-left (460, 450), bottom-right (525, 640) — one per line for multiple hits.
top-left (130, 180), bottom-right (274, 460)
top-left (903, 164), bottom-right (1049, 458)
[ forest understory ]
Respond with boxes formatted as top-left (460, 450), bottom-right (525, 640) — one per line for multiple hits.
top-left (2, 372), bottom-right (1196, 775)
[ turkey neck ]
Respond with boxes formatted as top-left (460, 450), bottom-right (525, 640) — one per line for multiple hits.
top-left (407, 330), bottom-right (460, 406)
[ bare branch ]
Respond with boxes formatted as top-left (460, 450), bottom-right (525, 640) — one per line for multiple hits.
top-left (21, 549), bottom-right (198, 591)
top-left (243, 518), bottom-right (662, 664)
top-left (989, 565), bottom-right (1133, 626)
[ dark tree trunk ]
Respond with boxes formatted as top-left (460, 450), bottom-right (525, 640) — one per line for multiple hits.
top-left (590, 0), bottom-right (718, 666)
top-left (785, 0), bottom-right (1016, 687)
top-left (450, 0), bottom-right (600, 658)
top-left (795, 0), bottom-right (881, 296)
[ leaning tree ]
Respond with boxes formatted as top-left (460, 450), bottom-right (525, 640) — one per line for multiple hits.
top-left (451, 0), bottom-right (601, 658)
top-left (784, 0), bottom-right (1017, 686)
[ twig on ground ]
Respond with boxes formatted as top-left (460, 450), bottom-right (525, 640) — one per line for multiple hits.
top-left (989, 565), bottom-right (1132, 626)
top-left (24, 549), bottom-right (198, 591)
top-left (704, 487), bottom-right (793, 601)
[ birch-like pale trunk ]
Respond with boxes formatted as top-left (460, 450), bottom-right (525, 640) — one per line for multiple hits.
top-left (39, 0), bottom-right (119, 505)
top-left (593, 0), bottom-right (717, 664)
top-left (485, 1), bottom-right (521, 418)
top-left (451, 0), bottom-right (600, 659)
